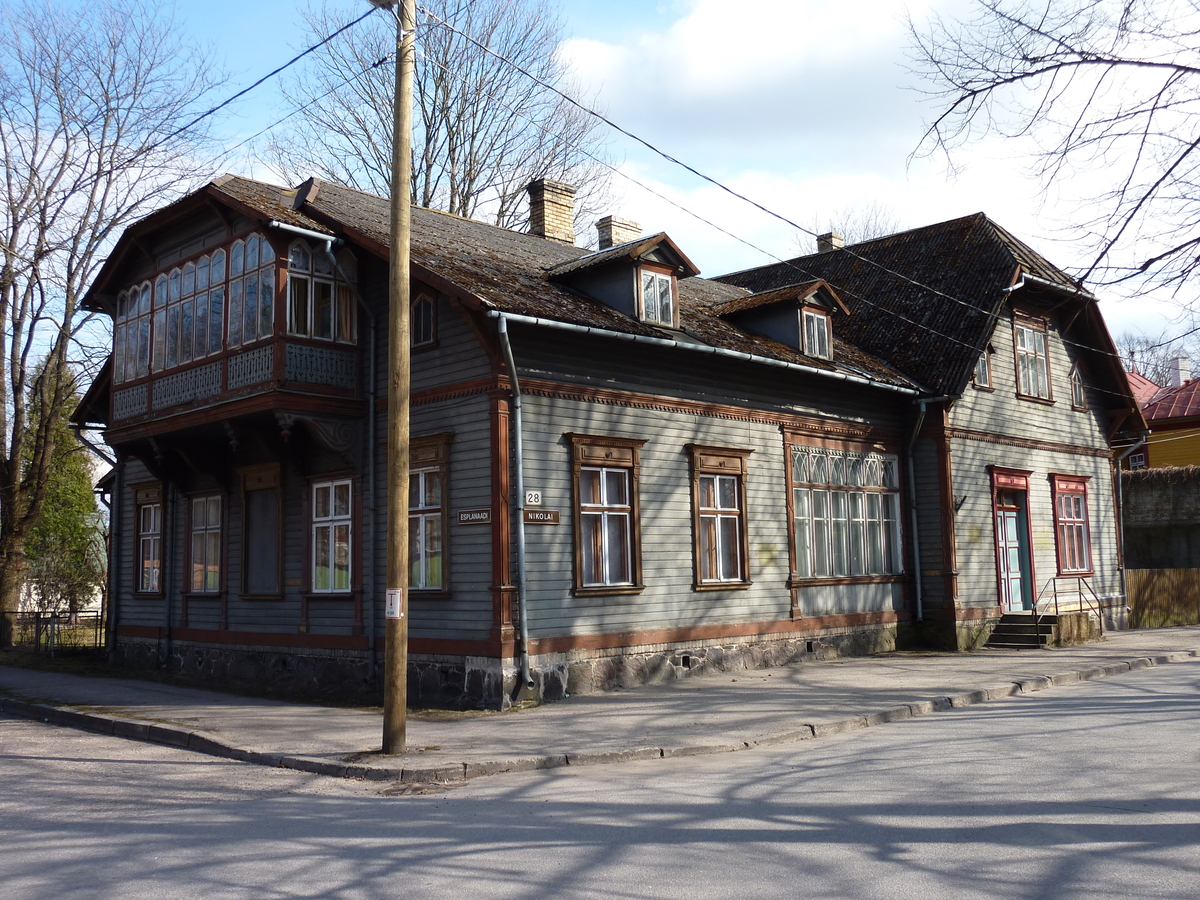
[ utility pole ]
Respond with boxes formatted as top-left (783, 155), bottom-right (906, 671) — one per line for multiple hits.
top-left (375, 0), bottom-right (415, 756)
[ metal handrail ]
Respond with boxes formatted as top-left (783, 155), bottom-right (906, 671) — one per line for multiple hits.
top-left (1033, 576), bottom-right (1105, 641)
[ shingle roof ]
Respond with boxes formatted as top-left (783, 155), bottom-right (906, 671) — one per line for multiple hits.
top-left (544, 233), bottom-right (700, 279)
top-left (715, 213), bottom-right (1085, 396)
top-left (1143, 380), bottom-right (1200, 420)
top-left (711, 281), bottom-right (840, 317)
top-left (291, 178), bottom-right (919, 389)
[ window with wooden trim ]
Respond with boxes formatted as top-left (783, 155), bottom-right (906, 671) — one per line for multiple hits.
top-left (1051, 475), bottom-right (1092, 575)
top-left (114, 281), bottom-right (151, 383)
top-left (409, 435), bottom-right (450, 591)
top-left (312, 478), bottom-right (353, 592)
top-left (568, 434), bottom-right (646, 594)
top-left (1014, 320), bottom-right (1051, 399)
top-left (189, 495), bottom-right (222, 593)
top-left (802, 309), bottom-right (831, 360)
top-left (688, 446), bottom-right (751, 588)
top-left (974, 346), bottom-right (993, 388)
top-left (639, 268), bottom-right (675, 327)
top-left (134, 484), bottom-right (163, 593)
top-left (1129, 451), bottom-right (1147, 471)
top-left (789, 444), bottom-right (901, 579)
top-left (241, 465), bottom-right (281, 595)
top-left (286, 240), bottom-right (356, 343)
top-left (1070, 365), bottom-right (1087, 409)
top-left (412, 294), bottom-right (436, 348)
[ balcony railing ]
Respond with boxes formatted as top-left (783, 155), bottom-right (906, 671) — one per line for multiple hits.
top-left (110, 338), bottom-right (359, 423)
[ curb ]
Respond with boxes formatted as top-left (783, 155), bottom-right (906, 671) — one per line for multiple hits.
top-left (3, 648), bottom-right (1197, 784)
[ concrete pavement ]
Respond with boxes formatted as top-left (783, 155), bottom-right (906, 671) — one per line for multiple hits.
top-left (3, 625), bottom-right (1200, 783)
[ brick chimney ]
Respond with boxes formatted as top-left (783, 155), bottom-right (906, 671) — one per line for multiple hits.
top-left (1170, 355), bottom-right (1191, 387)
top-left (527, 179), bottom-right (576, 245)
top-left (817, 231), bottom-right (844, 253)
top-left (596, 216), bottom-right (641, 250)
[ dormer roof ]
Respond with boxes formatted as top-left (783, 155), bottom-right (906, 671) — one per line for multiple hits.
top-left (545, 232), bottom-right (700, 280)
top-left (712, 280), bottom-right (849, 317)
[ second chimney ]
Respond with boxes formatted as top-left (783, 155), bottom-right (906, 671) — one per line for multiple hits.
top-left (1171, 355), bottom-right (1191, 387)
top-left (817, 231), bottom-right (844, 253)
top-left (597, 216), bottom-right (641, 250)
top-left (527, 179), bottom-right (577, 245)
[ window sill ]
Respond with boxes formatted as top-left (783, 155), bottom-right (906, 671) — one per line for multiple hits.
top-left (789, 574), bottom-right (905, 587)
top-left (409, 587), bottom-right (451, 599)
top-left (1015, 393), bottom-right (1055, 406)
top-left (572, 584), bottom-right (645, 598)
top-left (133, 591), bottom-right (165, 598)
top-left (412, 340), bottom-right (439, 354)
top-left (240, 593), bottom-right (283, 601)
top-left (1056, 569), bottom-right (1093, 578)
top-left (972, 384), bottom-right (995, 392)
top-left (183, 591), bottom-right (225, 600)
top-left (693, 580), bottom-right (752, 592)
top-left (303, 591), bottom-right (359, 601)
top-left (1071, 404), bottom-right (1088, 412)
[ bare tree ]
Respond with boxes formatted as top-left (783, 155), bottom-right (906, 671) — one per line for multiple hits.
top-left (909, 0), bottom-right (1200, 295)
top-left (0, 0), bottom-right (221, 646)
top-left (264, 0), bottom-right (611, 234)
top-left (797, 201), bottom-right (905, 253)
top-left (1115, 330), bottom-right (1197, 385)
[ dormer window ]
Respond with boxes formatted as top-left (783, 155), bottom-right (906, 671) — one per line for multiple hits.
top-left (640, 268), bottom-right (676, 327)
top-left (802, 308), bottom-right (831, 359)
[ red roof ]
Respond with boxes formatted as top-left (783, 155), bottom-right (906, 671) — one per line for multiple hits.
top-left (1143, 379), bottom-right (1200, 420)
top-left (1126, 370), bottom-right (1164, 406)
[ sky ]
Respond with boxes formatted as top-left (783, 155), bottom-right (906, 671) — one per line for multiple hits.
top-left (164, 0), bottom-right (1182, 341)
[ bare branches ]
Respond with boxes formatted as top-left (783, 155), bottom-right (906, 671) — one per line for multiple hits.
top-left (909, 0), bottom-right (1200, 294)
top-left (263, 0), bottom-right (611, 234)
top-left (0, 0), bottom-right (223, 629)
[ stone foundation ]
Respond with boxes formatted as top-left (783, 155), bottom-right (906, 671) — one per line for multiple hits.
top-left (112, 621), bottom-right (900, 711)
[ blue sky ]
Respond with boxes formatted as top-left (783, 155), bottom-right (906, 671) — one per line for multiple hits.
top-left (157, 0), bottom-right (1176, 337)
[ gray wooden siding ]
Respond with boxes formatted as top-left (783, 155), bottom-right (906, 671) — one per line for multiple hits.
top-left (911, 436), bottom-right (948, 611)
top-left (950, 311), bottom-right (1111, 448)
top-left (951, 436), bottom-right (1122, 609)
top-left (518, 393), bottom-right (903, 638)
top-left (508, 323), bottom-right (907, 430)
top-left (375, 392), bottom-right (496, 641)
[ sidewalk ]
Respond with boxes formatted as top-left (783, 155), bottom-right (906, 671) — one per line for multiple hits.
top-left (4, 625), bottom-right (1200, 783)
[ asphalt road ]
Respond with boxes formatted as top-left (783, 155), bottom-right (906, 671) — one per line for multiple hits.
top-left (4, 661), bottom-right (1200, 900)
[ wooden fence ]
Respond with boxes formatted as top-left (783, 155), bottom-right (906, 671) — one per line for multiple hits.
top-left (1126, 568), bottom-right (1200, 628)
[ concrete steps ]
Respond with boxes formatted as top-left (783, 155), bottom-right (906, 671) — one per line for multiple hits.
top-left (986, 613), bottom-right (1057, 649)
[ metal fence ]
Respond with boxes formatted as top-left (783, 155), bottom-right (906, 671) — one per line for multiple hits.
top-left (11, 612), bottom-right (104, 655)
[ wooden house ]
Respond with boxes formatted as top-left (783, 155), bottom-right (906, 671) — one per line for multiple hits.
top-left (73, 177), bottom-right (1143, 707)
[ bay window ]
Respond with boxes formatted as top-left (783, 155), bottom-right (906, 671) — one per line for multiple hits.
top-left (287, 240), bottom-right (356, 342)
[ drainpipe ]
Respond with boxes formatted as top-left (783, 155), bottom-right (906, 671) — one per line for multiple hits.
top-left (322, 242), bottom-right (379, 685)
top-left (1114, 431), bottom-right (1149, 619)
top-left (495, 315), bottom-right (534, 690)
top-left (906, 400), bottom-right (928, 622)
top-left (162, 483), bottom-right (175, 668)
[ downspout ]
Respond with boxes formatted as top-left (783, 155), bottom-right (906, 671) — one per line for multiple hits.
top-left (162, 483), bottom-right (175, 668)
top-left (906, 400), bottom-right (928, 622)
top-left (1114, 431), bottom-right (1149, 619)
top-left (495, 315), bottom-right (533, 690)
top-left (322, 241), bottom-right (379, 685)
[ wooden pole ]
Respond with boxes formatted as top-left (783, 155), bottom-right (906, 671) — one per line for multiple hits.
top-left (382, 0), bottom-right (415, 756)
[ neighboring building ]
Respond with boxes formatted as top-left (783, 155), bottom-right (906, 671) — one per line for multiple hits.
top-left (717, 214), bottom-right (1143, 647)
top-left (1133, 359), bottom-right (1200, 468)
top-left (72, 179), bottom-right (1143, 707)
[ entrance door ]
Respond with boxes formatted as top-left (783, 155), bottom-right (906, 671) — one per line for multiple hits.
top-left (995, 490), bottom-right (1032, 612)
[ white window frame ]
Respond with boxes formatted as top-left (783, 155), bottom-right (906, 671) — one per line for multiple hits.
top-left (698, 473), bottom-right (744, 584)
top-left (189, 495), bottom-right (222, 593)
top-left (1070, 364), bottom-right (1087, 409)
top-left (974, 348), bottom-right (993, 388)
top-left (287, 239), bottom-right (356, 343)
top-left (311, 479), bottom-right (353, 593)
top-left (579, 465), bottom-right (633, 588)
top-left (802, 309), bottom-right (831, 359)
top-left (790, 445), bottom-right (902, 579)
top-left (1015, 321), bottom-right (1051, 399)
top-left (640, 268), bottom-right (675, 327)
top-left (409, 467), bottom-right (444, 590)
top-left (137, 502), bottom-right (162, 593)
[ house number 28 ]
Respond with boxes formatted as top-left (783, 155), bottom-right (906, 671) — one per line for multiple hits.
top-left (525, 490), bottom-right (542, 506)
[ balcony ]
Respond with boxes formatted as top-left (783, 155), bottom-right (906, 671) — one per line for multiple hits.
top-left (109, 337), bottom-right (361, 432)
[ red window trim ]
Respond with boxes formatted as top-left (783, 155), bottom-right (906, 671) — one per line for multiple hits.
top-left (1049, 473), bottom-right (1093, 576)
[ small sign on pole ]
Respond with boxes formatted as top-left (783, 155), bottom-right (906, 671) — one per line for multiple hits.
top-left (386, 588), bottom-right (404, 619)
